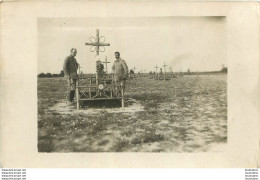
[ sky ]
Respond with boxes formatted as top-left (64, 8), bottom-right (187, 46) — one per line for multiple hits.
top-left (38, 17), bottom-right (226, 74)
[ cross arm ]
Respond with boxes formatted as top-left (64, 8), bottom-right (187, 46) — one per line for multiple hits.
top-left (85, 42), bottom-right (97, 46)
top-left (99, 42), bottom-right (110, 46)
top-left (85, 42), bottom-right (110, 46)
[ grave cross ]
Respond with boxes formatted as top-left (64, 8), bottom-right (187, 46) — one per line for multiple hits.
top-left (85, 29), bottom-right (110, 56)
top-left (102, 56), bottom-right (110, 73)
top-left (154, 64), bottom-right (159, 80)
top-left (85, 29), bottom-right (110, 85)
top-left (77, 64), bottom-right (82, 74)
top-left (133, 66), bottom-right (137, 72)
top-left (162, 62), bottom-right (167, 73)
top-left (162, 62), bottom-right (167, 81)
top-left (154, 64), bottom-right (159, 73)
top-left (168, 66), bottom-right (172, 72)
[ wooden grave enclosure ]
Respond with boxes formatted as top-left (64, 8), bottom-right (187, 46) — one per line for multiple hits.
top-left (75, 73), bottom-right (125, 109)
top-left (75, 29), bottom-right (125, 109)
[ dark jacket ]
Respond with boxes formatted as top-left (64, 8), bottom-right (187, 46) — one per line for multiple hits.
top-left (63, 55), bottom-right (78, 79)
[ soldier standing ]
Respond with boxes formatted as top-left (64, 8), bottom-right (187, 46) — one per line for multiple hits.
top-left (63, 48), bottom-right (79, 103)
top-left (112, 52), bottom-right (128, 89)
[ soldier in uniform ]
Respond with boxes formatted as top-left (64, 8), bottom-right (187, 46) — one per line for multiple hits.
top-left (63, 48), bottom-right (79, 103)
top-left (112, 52), bottom-right (128, 89)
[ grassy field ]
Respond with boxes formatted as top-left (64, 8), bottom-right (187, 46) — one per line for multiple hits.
top-left (38, 74), bottom-right (227, 152)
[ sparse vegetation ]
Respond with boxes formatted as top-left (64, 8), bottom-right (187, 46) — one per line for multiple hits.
top-left (38, 74), bottom-right (227, 152)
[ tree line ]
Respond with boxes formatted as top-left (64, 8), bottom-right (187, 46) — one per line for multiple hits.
top-left (38, 70), bottom-right (64, 78)
top-left (38, 67), bottom-right (227, 78)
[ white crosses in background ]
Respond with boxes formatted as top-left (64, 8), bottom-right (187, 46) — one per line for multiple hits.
top-left (102, 56), bottom-right (110, 73)
top-left (162, 62), bottom-right (167, 81)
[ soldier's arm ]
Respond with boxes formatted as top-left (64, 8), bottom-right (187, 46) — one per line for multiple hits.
top-left (75, 59), bottom-right (79, 70)
top-left (122, 60), bottom-right (129, 79)
top-left (112, 62), bottom-right (115, 74)
top-left (63, 57), bottom-right (70, 77)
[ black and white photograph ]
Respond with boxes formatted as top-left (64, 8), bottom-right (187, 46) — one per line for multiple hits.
top-left (37, 17), bottom-right (227, 152)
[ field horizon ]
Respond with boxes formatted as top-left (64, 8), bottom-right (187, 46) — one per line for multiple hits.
top-left (38, 74), bottom-right (227, 152)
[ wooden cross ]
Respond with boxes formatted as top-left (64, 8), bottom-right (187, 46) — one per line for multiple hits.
top-left (85, 29), bottom-right (110, 56)
top-left (85, 29), bottom-right (110, 84)
top-left (168, 66), bottom-right (172, 72)
top-left (162, 62), bottom-right (167, 81)
top-left (154, 64), bottom-right (159, 73)
top-left (133, 66), bottom-right (137, 72)
top-left (162, 62), bottom-right (167, 73)
top-left (102, 56), bottom-right (110, 73)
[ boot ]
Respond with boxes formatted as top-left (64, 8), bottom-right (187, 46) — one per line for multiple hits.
top-left (67, 91), bottom-right (71, 102)
top-left (71, 90), bottom-right (75, 101)
top-left (69, 90), bottom-right (75, 102)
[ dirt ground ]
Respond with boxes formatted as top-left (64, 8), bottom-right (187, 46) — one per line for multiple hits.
top-left (38, 74), bottom-right (227, 152)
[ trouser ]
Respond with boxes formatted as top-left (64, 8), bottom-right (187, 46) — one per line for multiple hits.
top-left (67, 78), bottom-right (77, 102)
top-left (114, 80), bottom-right (126, 97)
top-left (114, 80), bottom-right (126, 90)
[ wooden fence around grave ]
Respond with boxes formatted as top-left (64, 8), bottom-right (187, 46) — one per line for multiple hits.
top-left (75, 74), bottom-right (125, 109)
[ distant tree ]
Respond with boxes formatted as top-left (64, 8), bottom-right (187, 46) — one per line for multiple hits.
top-left (46, 73), bottom-right (52, 77)
top-left (38, 71), bottom-right (67, 78)
top-left (187, 69), bottom-right (191, 74)
top-left (38, 73), bottom-right (46, 78)
top-left (60, 70), bottom-right (64, 77)
top-left (220, 67), bottom-right (228, 73)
